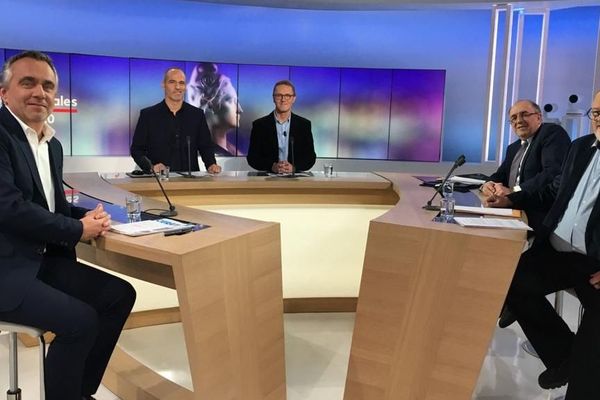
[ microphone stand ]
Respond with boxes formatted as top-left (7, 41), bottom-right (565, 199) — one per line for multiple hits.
top-left (277, 133), bottom-right (297, 179)
top-left (290, 135), bottom-right (296, 178)
top-left (143, 157), bottom-right (178, 217)
top-left (423, 155), bottom-right (465, 211)
top-left (150, 170), bottom-right (178, 217)
top-left (183, 136), bottom-right (196, 179)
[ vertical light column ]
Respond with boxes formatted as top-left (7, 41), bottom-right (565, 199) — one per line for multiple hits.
top-left (481, 6), bottom-right (500, 163)
top-left (536, 9), bottom-right (550, 104)
top-left (483, 5), bottom-right (551, 164)
top-left (593, 16), bottom-right (600, 96)
top-left (511, 11), bottom-right (525, 105)
top-left (482, 4), bottom-right (513, 164)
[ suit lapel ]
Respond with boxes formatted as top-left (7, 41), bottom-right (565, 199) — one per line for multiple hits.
top-left (269, 112), bottom-right (279, 158)
top-left (586, 145), bottom-right (600, 227)
top-left (567, 143), bottom-right (596, 194)
top-left (0, 107), bottom-right (46, 197)
top-left (48, 139), bottom-right (69, 215)
top-left (553, 139), bottom-right (596, 221)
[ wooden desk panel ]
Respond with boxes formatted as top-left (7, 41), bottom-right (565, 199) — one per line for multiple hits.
top-left (343, 173), bottom-right (526, 400)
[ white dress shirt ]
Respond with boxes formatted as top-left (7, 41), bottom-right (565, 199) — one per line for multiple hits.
top-left (550, 142), bottom-right (600, 254)
top-left (6, 106), bottom-right (56, 212)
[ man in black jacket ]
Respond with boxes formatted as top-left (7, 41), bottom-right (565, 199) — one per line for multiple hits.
top-left (481, 100), bottom-right (570, 231)
top-left (130, 68), bottom-right (221, 174)
top-left (485, 92), bottom-right (600, 399)
top-left (0, 51), bottom-right (136, 400)
top-left (247, 80), bottom-right (316, 173)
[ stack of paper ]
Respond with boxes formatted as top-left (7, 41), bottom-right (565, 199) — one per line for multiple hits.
top-left (449, 176), bottom-right (486, 185)
top-left (111, 218), bottom-right (195, 237)
top-left (454, 217), bottom-right (532, 230)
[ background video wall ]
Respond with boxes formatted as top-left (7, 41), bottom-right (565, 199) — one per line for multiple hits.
top-left (1, 48), bottom-right (446, 162)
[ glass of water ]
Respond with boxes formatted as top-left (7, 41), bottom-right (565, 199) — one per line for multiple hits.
top-left (126, 195), bottom-right (142, 223)
top-left (159, 166), bottom-right (170, 181)
top-left (440, 196), bottom-right (455, 223)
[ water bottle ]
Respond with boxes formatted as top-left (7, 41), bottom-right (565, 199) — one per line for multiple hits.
top-left (440, 181), bottom-right (455, 223)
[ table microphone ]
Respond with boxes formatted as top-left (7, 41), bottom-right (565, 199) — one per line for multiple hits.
top-left (290, 134), bottom-right (296, 178)
top-left (423, 154), bottom-right (466, 211)
top-left (141, 156), bottom-right (178, 217)
top-left (183, 136), bottom-right (196, 179)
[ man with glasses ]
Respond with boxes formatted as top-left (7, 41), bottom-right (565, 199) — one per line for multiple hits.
top-left (247, 80), bottom-right (316, 173)
top-left (484, 92), bottom-right (600, 399)
top-left (481, 99), bottom-right (570, 232)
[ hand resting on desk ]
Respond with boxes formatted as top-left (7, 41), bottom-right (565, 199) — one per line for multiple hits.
top-left (484, 194), bottom-right (513, 209)
top-left (81, 203), bottom-right (111, 240)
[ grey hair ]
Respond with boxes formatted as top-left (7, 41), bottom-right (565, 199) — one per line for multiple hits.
top-left (1, 50), bottom-right (58, 89)
top-left (273, 79), bottom-right (296, 96)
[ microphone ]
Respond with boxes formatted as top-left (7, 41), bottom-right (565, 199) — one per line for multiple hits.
top-left (140, 156), bottom-right (178, 217)
top-left (289, 134), bottom-right (295, 178)
top-left (423, 154), bottom-right (466, 211)
top-left (183, 135), bottom-right (195, 179)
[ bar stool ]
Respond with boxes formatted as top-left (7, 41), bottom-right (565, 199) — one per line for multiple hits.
top-left (0, 322), bottom-right (45, 400)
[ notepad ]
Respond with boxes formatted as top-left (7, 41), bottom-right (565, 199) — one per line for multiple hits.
top-left (454, 217), bottom-right (532, 231)
top-left (111, 218), bottom-right (195, 236)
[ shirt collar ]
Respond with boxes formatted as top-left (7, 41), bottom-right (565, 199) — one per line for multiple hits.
top-left (274, 111), bottom-right (291, 125)
top-left (592, 140), bottom-right (600, 149)
top-left (5, 106), bottom-right (55, 144)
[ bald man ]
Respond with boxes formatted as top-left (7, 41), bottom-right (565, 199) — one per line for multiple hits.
top-left (131, 67), bottom-right (221, 174)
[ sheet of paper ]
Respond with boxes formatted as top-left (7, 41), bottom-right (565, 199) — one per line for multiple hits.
top-left (267, 172), bottom-right (313, 177)
top-left (449, 176), bottom-right (486, 185)
top-left (454, 217), bottom-right (532, 231)
top-left (454, 205), bottom-right (521, 218)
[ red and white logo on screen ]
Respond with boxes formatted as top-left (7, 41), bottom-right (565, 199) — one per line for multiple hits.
top-left (48, 95), bottom-right (78, 124)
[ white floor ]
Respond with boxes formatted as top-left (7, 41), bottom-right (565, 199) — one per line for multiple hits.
top-left (0, 292), bottom-right (580, 400)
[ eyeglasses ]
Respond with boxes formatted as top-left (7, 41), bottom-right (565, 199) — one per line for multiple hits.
top-left (509, 111), bottom-right (540, 124)
top-left (273, 94), bottom-right (295, 101)
top-left (587, 108), bottom-right (600, 121)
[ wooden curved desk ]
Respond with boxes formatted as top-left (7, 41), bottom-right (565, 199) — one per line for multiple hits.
top-left (64, 172), bottom-right (525, 400)
top-left (65, 173), bottom-right (289, 400)
top-left (104, 171), bottom-right (398, 206)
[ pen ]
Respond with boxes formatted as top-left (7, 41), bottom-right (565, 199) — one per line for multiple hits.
top-left (164, 226), bottom-right (194, 236)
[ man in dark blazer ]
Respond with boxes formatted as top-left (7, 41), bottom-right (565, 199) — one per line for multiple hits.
top-left (0, 51), bottom-right (136, 400)
top-left (247, 80), bottom-right (316, 173)
top-left (130, 67), bottom-right (221, 174)
top-left (485, 91), bottom-right (600, 399)
top-left (481, 100), bottom-right (571, 231)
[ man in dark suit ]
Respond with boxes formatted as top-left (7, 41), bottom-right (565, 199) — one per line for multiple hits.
top-left (130, 67), bottom-right (221, 174)
top-left (0, 51), bottom-right (136, 400)
top-left (247, 80), bottom-right (316, 173)
top-left (481, 100), bottom-right (571, 231)
top-left (485, 91), bottom-right (600, 399)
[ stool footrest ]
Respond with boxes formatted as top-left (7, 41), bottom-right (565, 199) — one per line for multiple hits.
top-left (7, 388), bottom-right (22, 400)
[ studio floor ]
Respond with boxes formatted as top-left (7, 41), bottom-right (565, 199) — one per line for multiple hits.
top-left (0, 292), bottom-right (580, 400)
